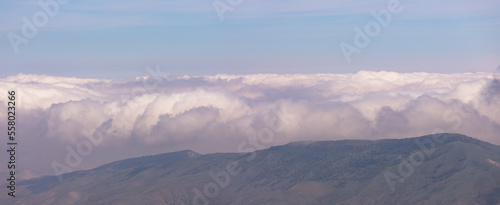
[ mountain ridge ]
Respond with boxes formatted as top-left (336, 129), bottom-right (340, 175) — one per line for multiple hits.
top-left (2, 133), bottom-right (500, 205)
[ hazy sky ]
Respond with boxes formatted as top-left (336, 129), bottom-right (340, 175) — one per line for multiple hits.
top-left (1, 0), bottom-right (500, 78)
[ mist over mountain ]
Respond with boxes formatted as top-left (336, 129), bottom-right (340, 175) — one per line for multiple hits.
top-left (2, 133), bottom-right (499, 205)
top-left (1, 72), bottom-right (500, 180)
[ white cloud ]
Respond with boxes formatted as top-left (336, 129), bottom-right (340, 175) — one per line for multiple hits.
top-left (0, 71), bottom-right (499, 178)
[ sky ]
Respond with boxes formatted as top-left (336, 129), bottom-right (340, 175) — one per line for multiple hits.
top-left (0, 0), bottom-right (500, 181)
top-left (1, 0), bottom-right (500, 77)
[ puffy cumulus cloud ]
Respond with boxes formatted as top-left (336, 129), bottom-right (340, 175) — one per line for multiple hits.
top-left (0, 71), bottom-right (499, 178)
top-left (46, 99), bottom-right (107, 143)
top-left (0, 74), bottom-right (106, 111)
top-left (482, 79), bottom-right (500, 103)
top-left (148, 107), bottom-right (221, 143)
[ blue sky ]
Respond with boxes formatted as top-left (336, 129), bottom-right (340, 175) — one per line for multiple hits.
top-left (1, 0), bottom-right (500, 78)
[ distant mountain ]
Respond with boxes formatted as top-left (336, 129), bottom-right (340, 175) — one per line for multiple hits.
top-left (2, 133), bottom-right (500, 205)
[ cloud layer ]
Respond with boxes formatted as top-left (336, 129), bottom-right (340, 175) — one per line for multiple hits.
top-left (1, 71), bottom-right (500, 179)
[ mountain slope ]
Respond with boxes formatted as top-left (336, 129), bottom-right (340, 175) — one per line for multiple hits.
top-left (2, 133), bottom-right (500, 205)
